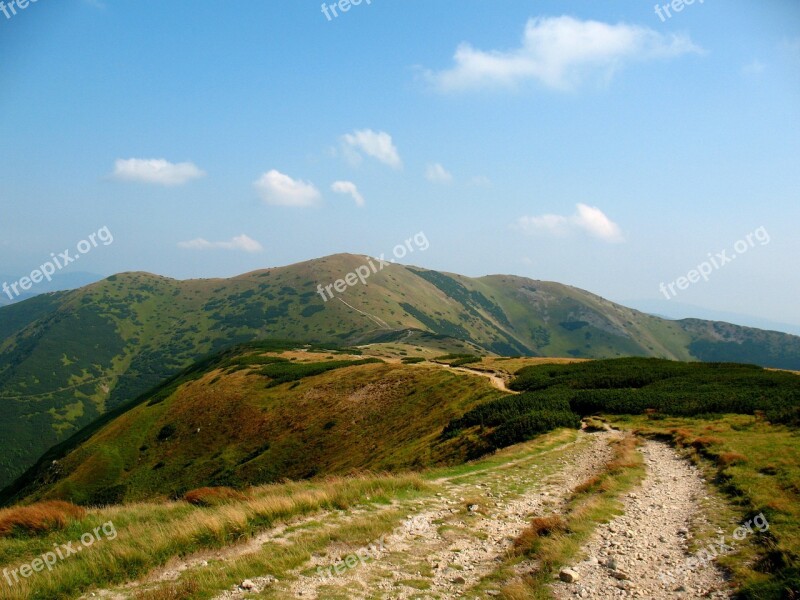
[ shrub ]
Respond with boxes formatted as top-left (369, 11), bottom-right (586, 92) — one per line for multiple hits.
top-left (401, 357), bottom-right (425, 364)
top-left (0, 501), bottom-right (86, 537)
top-left (157, 424), bottom-right (177, 442)
top-left (509, 358), bottom-right (800, 426)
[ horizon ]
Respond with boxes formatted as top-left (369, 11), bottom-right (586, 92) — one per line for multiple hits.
top-left (4, 251), bottom-right (800, 338)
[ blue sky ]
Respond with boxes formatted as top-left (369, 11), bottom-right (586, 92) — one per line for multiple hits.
top-left (1, 0), bottom-right (798, 326)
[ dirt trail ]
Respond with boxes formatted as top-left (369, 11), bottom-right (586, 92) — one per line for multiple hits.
top-left (282, 430), bottom-right (620, 599)
top-left (447, 364), bottom-right (518, 394)
top-left (84, 431), bottom-right (731, 600)
top-left (552, 440), bottom-right (731, 599)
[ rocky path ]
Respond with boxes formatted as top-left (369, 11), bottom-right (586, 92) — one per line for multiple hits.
top-left (82, 433), bottom-right (733, 600)
top-left (552, 440), bottom-right (730, 599)
top-left (281, 429), bottom-right (620, 599)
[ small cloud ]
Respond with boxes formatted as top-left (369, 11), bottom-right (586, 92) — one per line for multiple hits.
top-left (331, 180), bottom-right (365, 207)
top-left (178, 234), bottom-right (263, 253)
top-left (742, 59), bottom-right (766, 77)
top-left (515, 203), bottom-right (623, 243)
top-left (425, 163), bottom-right (453, 184)
top-left (572, 203), bottom-right (624, 242)
top-left (112, 158), bottom-right (205, 186)
top-left (254, 170), bottom-right (321, 207)
top-left (341, 129), bottom-right (402, 169)
top-left (425, 15), bottom-right (702, 92)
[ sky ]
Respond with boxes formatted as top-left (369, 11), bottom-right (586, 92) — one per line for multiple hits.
top-left (1, 0), bottom-right (799, 327)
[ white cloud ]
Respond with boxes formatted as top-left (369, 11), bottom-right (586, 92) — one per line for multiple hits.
top-left (341, 129), bottom-right (402, 168)
top-left (178, 234), bottom-right (263, 253)
top-left (112, 158), bottom-right (205, 186)
top-left (572, 203), bottom-right (624, 242)
top-left (254, 170), bottom-right (321, 207)
top-left (742, 59), bottom-right (766, 76)
top-left (425, 163), bottom-right (453, 184)
top-left (331, 180), bottom-right (365, 207)
top-left (515, 203), bottom-right (623, 243)
top-left (426, 16), bottom-right (702, 92)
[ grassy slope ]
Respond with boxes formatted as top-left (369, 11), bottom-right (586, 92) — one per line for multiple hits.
top-left (0, 429), bottom-right (582, 600)
top-left (14, 348), bottom-right (505, 505)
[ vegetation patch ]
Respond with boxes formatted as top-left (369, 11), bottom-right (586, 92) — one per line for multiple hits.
top-left (259, 358), bottom-right (383, 387)
top-left (0, 501), bottom-right (85, 537)
top-left (511, 358), bottom-right (800, 426)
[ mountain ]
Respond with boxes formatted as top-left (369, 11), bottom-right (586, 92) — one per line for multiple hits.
top-left (1, 253), bottom-right (799, 490)
top-left (0, 271), bottom-right (104, 306)
top-left (625, 298), bottom-right (800, 337)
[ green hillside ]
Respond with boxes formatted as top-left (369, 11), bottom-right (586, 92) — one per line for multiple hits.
top-left (2, 342), bottom-right (506, 505)
top-left (1, 253), bottom-right (799, 489)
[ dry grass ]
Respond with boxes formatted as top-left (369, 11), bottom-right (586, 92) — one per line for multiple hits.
top-left (0, 501), bottom-right (86, 537)
top-left (718, 452), bottom-right (748, 467)
top-left (184, 487), bottom-right (248, 506)
top-left (690, 436), bottom-right (724, 450)
top-left (572, 475), bottom-right (603, 495)
top-left (0, 473), bottom-right (428, 599)
top-left (513, 515), bottom-right (568, 555)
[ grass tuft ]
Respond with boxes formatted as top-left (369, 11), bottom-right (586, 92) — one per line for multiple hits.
top-left (0, 501), bottom-right (86, 537)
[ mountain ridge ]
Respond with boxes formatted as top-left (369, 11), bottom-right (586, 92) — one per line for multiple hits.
top-left (1, 252), bottom-right (798, 490)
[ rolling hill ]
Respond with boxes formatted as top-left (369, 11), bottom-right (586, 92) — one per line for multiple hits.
top-left (1, 253), bottom-right (798, 490)
top-left (1, 342), bottom-right (507, 505)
